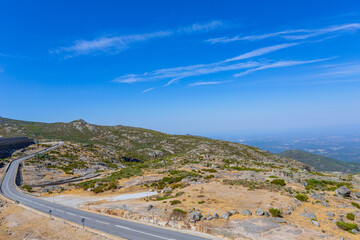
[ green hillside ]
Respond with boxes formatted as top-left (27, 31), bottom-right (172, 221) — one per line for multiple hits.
top-left (0, 117), bottom-right (309, 171)
top-left (278, 149), bottom-right (360, 173)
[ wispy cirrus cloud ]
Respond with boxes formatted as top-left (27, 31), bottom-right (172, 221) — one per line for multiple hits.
top-left (188, 81), bottom-right (224, 86)
top-left (316, 62), bottom-right (360, 78)
top-left (234, 58), bottom-right (334, 77)
top-left (142, 87), bottom-right (155, 93)
top-left (113, 43), bottom-right (298, 86)
top-left (54, 21), bottom-right (224, 57)
top-left (207, 23), bottom-right (360, 44)
top-left (224, 43), bottom-right (298, 62)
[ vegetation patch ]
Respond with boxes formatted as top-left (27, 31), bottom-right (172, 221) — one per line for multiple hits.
top-left (336, 221), bottom-right (359, 233)
top-left (173, 208), bottom-right (186, 214)
top-left (269, 208), bottom-right (281, 217)
top-left (270, 179), bottom-right (286, 186)
top-left (346, 213), bottom-right (355, 220)
top-left (170, 200), bottom-right (182, 205)
top-left (22, 184), bottom-right (33, 192)
top-left (351, 202), bottom-right (360, 209)
top-left (295, 194), bottom-right (309, 202)
top-left (305, 179), bottom-right (351, 191)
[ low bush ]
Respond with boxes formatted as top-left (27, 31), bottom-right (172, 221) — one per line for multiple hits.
top-left (22, 184), bottom-right (33, 192)
top-left (268, 175), bottom-right (278, 178)
top-left (173, 208), bottom-right (186, 214)
top-left (270, 179), bottom-right (286, 186)
top-left (295, 194), bottom-right (309, 202)
top-left (351, 202), bottom-right (360, 209)
top-left (170, 200), bottom-right (182, 205)
top-left (198, 201), bottom-right (205, 204)
top-left (269, 208), bottom-right (281, 217)
top-left (336, 221), bottom-right (359, 233)
top-left (346, 213), bottom-right (355, 220)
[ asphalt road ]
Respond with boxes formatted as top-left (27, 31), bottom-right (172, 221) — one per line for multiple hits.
top-left (0, 143), bottom-right (212, 240)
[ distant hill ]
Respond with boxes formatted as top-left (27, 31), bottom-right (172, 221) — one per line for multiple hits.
top-left (0, 116), bottom-right (310, 171)
top-left (278, 150), bottom-right (360, 173)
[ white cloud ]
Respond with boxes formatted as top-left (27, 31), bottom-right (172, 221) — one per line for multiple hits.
top-left (234, 58), bottom-right (333, 77)
top-left (142, 87), bottom-right (155, 93)
top-left (188, 81), bottom-right (223, 86)
top-left (113, 43), bottom-right (296, 85)
top-left (177, 20), bottom-right (224, 34)
top-left (55, 21), bottom-right (224, 56)
top-left (316, 62), bottom-right (360, 77)
top-left (207, 23), bottom-right (360, 44)
top-left (224, 43), bottom-right (298, 62)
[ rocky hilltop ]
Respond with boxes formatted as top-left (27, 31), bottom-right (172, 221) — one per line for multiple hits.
top-left (0, 116), bottom-right (309, 171)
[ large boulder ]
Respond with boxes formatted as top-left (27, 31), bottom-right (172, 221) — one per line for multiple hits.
top-left (335, 186), bottom-right (351, 198)
top-left (255, 208), bottom-right (264, 216)
top-left (188, 212), bottom-right (202, 222)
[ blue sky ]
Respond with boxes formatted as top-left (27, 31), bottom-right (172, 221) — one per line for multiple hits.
top-left (1, 0), bottom-right (360, 136)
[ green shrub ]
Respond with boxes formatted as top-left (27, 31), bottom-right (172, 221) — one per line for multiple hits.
top-left (351, 202), bottom-right (360, 209)
top-left (269, 175), bottom-right (278, 178)
top-left (202, 168), bottom-right (217, 173)
top-left (170, 200), bottom-right (181, 205)
top-left (22, 184), bottom-right (33, 192)
top-left (336, 221), bottom-right (359, 233)
top-left (347, 213), bottom-right (355, 220)
top-left (198, 201), bottom-right (205, 204)
top-left (270, 179), bottom-right (286, 186)
top-left (295, 194), bottom-right (309, 202)
top-left (269, 208), bottom-right (281, 217)
top-left (173, 208), bottom-right (186, 214)
top-left (204, 174), bottom-right (215, 180)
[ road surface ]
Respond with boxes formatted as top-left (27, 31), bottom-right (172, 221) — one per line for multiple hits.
top-left (0, 143), bottom-right (212, 240)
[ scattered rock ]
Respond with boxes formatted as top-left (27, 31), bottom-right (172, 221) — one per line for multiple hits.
top-left (354, 192), bottom-right (360, 199)
top-left (222, 212), bottom-right (230, 220)
top-left (264, 211), bottom-right (270, 217)
top-left (335, 186), bottom-right (351, 198)
top-left (301, 181), bottom-right (308, 187)
top-left (255, 208), bottom-right (264, 216)
top-left (300, 212), bottom-right (317, 220)
top-left (311, 220), bottom-right (320, 227)
top-left (241, 209), bottom-right (252, 216)
top-left (213, 213), bottom-right (219, 219)
top-left (284, 210), bottom-right (291, 215)
top-left (230, 209), bottom-right (239, 215)
top-left (326, 211), bottom-right (335, 217)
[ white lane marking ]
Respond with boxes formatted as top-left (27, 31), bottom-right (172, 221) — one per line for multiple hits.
top-left (66, 212), bottom-right (76, 216)
top-left (115, 225), bottom-right (176, 240)
top-left (56, 209), bottom-right (65, 213)
top-left (80, 215), bottom-right (92, 220)
top-left (115, 225), bottom-right (130, 230)
top-left (95, 220), bottom-right (109, 225)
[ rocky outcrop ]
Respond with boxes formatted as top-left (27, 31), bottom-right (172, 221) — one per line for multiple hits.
top-left (335, 186), bottom-right (351, 198)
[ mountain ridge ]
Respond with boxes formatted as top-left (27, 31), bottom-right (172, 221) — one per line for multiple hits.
top-left (278, 149), bottom-right (360, 173)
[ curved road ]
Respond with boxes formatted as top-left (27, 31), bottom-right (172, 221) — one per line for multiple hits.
top-left (1, 143), bottom-right (212, 240)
